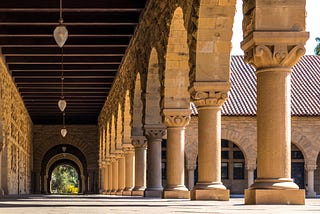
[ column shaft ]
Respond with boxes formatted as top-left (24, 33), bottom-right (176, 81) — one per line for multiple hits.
top-left (248, 170), bottom-right (254, 188)
top-left (307, 169), bottom-right (316, 197)
top-left (107, 164), bottom-right (113, 194)
top-left (103, 165), bottom-right (108, 193)
top-left (133, 147), bottom-right (146, 191)
top-left (123, 150), bottom-right (135, 193)
top-left (112, 160), bottom-right (119, 194)
top-left (118, 156), bottom-right (125, 193)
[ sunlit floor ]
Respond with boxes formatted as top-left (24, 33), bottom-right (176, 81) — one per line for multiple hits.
top-left (0, 194), bottom-right (319, 214)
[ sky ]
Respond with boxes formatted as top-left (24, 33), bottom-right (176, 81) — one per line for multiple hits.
top-left (231, 0), bottom-right (320, 55)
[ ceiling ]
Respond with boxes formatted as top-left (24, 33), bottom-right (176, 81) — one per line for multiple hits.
top-left (0, 0), bottom-right (147, 124)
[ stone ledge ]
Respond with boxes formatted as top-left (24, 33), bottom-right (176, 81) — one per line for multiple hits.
top-left (122, 190), bottom-right (132, 196)
top-left (163, 190), bottom-right (190, 199)
top-left (191, 189), bottom-right (230, 201)
top-left (245, 189), bottom-right (305, 205)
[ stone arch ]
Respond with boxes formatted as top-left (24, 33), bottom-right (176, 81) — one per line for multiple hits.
top-left (116, 104), bottom-right (123, 150)
top-left (47, 154), bottom-right (84, 194)
top-left (123, 90), bottom-right (132, 144)
top-left (192, 0), bottom-right (236, 83)
top-left (164, 7), bottom-right (190, 109)
top-left (132, 73), bottom-right (143, 136)
top-left (221, 128), bottom-right (257, 164)
top-left (145, 48), bottom-right (162, 125)
top-left (291, 130), bottom-right (318, 165)
top-left (40, 144), bottom-right (88, 194)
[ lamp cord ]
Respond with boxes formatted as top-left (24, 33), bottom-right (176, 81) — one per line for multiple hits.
top-left (61, 47), bottom-right (64, 99)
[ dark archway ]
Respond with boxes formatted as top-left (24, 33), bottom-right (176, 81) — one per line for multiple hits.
top-left (40, 144), bottom-right (88, 194)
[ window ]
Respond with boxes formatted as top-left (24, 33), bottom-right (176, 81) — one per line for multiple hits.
top-left (221, 162), bottom-right (229, 179)
top-left (233, 162), bottom-right (244, 179)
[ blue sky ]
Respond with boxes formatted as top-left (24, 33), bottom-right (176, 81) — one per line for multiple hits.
top-left (231, 0), bottom-right (320, 55)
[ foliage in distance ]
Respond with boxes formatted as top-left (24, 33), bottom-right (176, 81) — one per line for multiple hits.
top-left (51, 165), bottom-right (79, 194)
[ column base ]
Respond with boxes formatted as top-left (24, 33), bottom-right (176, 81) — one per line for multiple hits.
top-left (115, 191), bottom-right (123, 196)
top-left (191, 189), bottom-right (229, 201)
top-left (163, 190), bottom-right (190, 199)
top-left (245, 189), bottom-right (305, 205)
top-left (307, 191), bottom-right (317, 198)
top-left (132, 190), bottom-right (145, 196)
top-left (144, 190), bottom-right (163, 198)
top-left (122, 190), bottom-right (132, 196)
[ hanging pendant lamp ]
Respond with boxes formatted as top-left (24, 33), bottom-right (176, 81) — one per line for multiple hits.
top-left (54, 0), bottom-right (68, 47)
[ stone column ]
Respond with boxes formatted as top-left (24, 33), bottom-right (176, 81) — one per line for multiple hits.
top-left (191, 83), bottom-right (230, 200)
top-left (99, 165), bottom-right (105, 193)
top-left (123, 147), bottom-right (135, 196)
top-left (246, 161), bottom-right (256, 188)
top-left (111, 158), bottom-right (119, 195)
top-left (132, 136), bottom-right (147, 196)
top-left (0, 150), bottom-right (3, 195)
top-left (305, 164), bottom-right (317, 198)
top-left (186, 165), bottom-right (196, 190)
top-left (144, 125), bottom-right (166, 197)
top-left (163, 109), bottom-right (191, 199)
top-left (34, 171), bottom-right (41, 194)
top-left (117, 155), bottom-right (125, 195)
top-left (242, 32), bottom-right (308, 205)
top-left (107, 162), bottom-right (113, 194)
top-left (103, 164), bottom-right (109, 194)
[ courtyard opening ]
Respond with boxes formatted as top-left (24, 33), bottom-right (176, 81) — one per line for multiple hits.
top-left (50, 164), bottom-right (79, 194)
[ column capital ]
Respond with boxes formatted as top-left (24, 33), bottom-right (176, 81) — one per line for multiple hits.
top-left (305, 164), bottom-right (317, 171)
top-left (241, 32), bottom-right (308, 70)
top-left (163, 108), bottom-right (191, 127)
top-left (186, 165), bottom-right (196, 171)
top-left (191, 82), bottom-right (230, 108)
top-left (144, 124), bottom-right (166, 140)
top-left (131, 136), bottom-right (147, 148)
top-left (122, 145), bottom-right (135, 153)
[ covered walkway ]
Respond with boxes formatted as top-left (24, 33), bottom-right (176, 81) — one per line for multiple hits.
top-left (0, 195), bottom-right (319, 214)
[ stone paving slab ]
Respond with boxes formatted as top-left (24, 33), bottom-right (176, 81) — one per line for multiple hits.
top-left (0, 195), bottom-right (319, 214)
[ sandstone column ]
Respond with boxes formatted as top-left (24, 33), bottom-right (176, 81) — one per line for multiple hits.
top-left (117, 155), bottom-right (125, 195)
top-left (191, 82), bottom-right (230, 200)
top-left (242, 35), bottom-right (308, 205)
top-left (122, 147), bottom-right (135, 196)
top-left (186, 165), bottom-right (196, 190)
top-left (107, 162), bottom-right (113, 194)
top-left (144, 125), bottom-right (166, 197)
top-left (305, 164), bottom-right (317, 197)
top-left (132, 136), bottom-right (147, 196)
top-left (246, 161), bottom-right (256, 188)
top-left (103, 164), bottom-right (109, 194)
top-left (111, 158), bottom-right (119, 195)
top-left (163, 109), bottom-right (190, 199)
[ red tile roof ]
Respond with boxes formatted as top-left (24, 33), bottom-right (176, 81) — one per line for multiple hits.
top-left (221, 55), bottom-right (320, 116)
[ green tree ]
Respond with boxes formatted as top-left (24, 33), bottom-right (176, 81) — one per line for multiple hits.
top-left (315, 37), bottom-right (320, 55)
top-left (51, 165), bottom-right (79, 194)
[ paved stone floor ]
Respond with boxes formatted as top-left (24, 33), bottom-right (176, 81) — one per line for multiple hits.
top-left (0, 195), bottom-right (319, 214)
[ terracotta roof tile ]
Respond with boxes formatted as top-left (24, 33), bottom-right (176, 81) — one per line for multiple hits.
top-left (220, 55), bottom-right (320, 116)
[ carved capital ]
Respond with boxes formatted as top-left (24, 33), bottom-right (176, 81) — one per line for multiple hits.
top-left (305, 164), bottom-right (317, 172)
top-left (144, 124), bottom-right (166, 140)
top-left (241, 32), bottom-right (308, 70)
top-left (131, 136), bottom-right (147, 148)
top-left (191, 82), bottom-right (230, 108)
top-left (163, 109), bottom-right (191, 127)
top-left (122, 144), bottom-right (135, 153)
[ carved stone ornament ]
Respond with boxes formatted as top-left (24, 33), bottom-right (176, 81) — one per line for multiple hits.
top-left (131, 136), bottom-right (147, 148)
top-left (244, 43), bottom-right (306, 70)
top-left (144, 125), bottom-right (166, 140)
top-left (163, 109), bottom-right (191, 127)
top-left (192, 90), bottom-right (228, 107)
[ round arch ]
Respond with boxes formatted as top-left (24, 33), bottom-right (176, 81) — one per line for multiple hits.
top-left (40, 144), bottom-right (88, 194)
top-left (48, 158), bottom-right (81, 194)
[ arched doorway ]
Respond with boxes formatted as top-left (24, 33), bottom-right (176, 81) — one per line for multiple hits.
top-left (40, 144), bottom-right (88, 194)
top-left (49, 161), bottom-right (80, 194)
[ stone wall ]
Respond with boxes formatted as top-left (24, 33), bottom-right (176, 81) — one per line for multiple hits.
top-left (0, 58), bottom-right (33, 194)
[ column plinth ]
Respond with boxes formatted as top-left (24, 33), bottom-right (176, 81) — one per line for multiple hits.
top-left (162, 109), bottom-right (191, 199)
top-left (190, 82), bottom-right (230, 201)
top-left (242, 31), bottom-right (308, 205)
top-left (144, 125), bottom-right (166, 198)
top-left (132, 136), bottom-right (147, 196)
